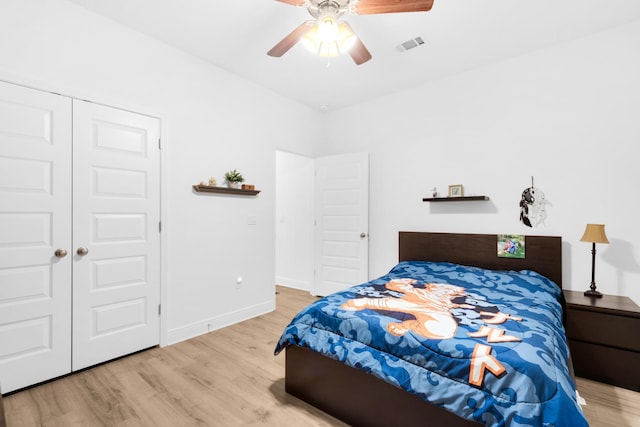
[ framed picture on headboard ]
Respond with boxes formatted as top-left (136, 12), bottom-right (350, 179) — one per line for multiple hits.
top-left (497, 234), bottom-right (525, 259)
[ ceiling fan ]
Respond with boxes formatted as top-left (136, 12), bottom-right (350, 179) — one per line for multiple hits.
top-left (267, 0), bottom-right (434, 65)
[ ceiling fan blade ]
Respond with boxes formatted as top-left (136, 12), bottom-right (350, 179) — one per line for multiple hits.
top-left (354, 0), bottom-right (434, 15)
top-left (349, 38), bottom-right (372, 65)
top-left (341, 22), bottom-right (372, 65)
top-left (274, 0), bottom-right (305, 6)
top-left (267, 21), bottom-right (315, 57)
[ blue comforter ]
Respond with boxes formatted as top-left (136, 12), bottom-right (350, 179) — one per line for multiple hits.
top-left (275, 261), bottom-right (588, 427)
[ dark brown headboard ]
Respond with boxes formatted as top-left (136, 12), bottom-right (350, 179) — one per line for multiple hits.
top-left (398, 232), bottom-right (562, 288)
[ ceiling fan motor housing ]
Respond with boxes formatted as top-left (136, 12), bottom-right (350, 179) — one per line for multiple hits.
top-left (307, 0), bottom-right (350, 19)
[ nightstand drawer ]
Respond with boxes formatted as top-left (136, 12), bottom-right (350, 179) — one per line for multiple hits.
top-left (565, 309), bottom-right (640, 352)
top-left (569, 340), bottom-right (640, 391)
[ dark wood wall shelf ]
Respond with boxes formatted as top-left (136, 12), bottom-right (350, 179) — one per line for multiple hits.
top-left (423, 196), bottom-right (489, 202)
top-left (192, 185), bottom-right (260, 196)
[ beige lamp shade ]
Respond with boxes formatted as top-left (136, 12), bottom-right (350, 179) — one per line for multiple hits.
top-left (580, 224), bottom-right (609, 244)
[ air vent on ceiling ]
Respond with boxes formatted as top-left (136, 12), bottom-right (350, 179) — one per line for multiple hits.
top-left (396, 36), bottom-right (426, 53)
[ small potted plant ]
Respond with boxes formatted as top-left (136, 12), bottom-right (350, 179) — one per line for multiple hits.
top-left (224, 169), bottom-right (244, 189)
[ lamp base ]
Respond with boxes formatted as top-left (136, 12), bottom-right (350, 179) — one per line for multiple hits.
top-left (584, 289), bottom-right (603, 298)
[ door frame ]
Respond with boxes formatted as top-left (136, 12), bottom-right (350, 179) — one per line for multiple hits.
top-left (0, 76), bottom-right (170, 348)
top-left (275, 150), bottom-right (315, 292)
top-left (275, 150), bottom-right (370, 297)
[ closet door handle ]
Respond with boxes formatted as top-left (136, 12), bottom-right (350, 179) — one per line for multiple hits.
top-left (54, 248), bottom-right (68, 258)
top-left (77, 247), bottom-right (89, 256)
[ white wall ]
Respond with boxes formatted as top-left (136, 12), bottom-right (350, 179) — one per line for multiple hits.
top-left (0, 0), bottom-right (321, 344)
top-left (275, 151), bottom-right (314, 291)
top-left (2, 1), bottom-right (638, 347)
top-left (321, 20), bottom-right (640, 305)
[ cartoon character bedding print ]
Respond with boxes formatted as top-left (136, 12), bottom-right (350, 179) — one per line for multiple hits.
top-left (341, 279), bottom-right (468, 339)
top-left (342, 278), bottom-right (524, 388)
top-left (275, 261), bottom-right (588, 427)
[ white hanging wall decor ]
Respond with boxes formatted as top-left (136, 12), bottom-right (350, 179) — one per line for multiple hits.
top-left (519, 177), bottom-right (547, 228)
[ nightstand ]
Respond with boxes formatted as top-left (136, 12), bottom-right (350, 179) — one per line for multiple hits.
top-left (564, 290), bottom-right (640, 391)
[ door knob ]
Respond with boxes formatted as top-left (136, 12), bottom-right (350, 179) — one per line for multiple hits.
top-left (54, 248), bottom-right (68, 258)
top-left (77, 247), bottom-right (89, 256)
top-left (360, 233), bottom-right (367, 238)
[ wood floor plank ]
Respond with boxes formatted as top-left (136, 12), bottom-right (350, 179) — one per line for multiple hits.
top-left (2, 286), bottom-right (638, 426)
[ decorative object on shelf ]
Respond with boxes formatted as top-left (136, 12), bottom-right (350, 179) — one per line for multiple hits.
top-left (431, 187), bottom-right (438, 198)
top-left (208, 177), bottom-right (217, 186)
top-left (448, 184), bottom-right (463, 197)
top-left (241, 184), bottom-right (255, 191)
top-left (224, 169), bottom-right (244, 189)
top-left (519, 176), bottom-right (547, 228)
top-left (192, 184), bottom-right (260, 196)
top-left (580, 223), bottom-right (609, 298)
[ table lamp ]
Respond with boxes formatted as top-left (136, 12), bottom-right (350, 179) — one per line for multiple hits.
top-left (580, 224), bottom-right (609, 298)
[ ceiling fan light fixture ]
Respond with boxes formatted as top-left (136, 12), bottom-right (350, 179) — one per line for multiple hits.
top-left (301, 31), bottom-right (339, 58)
top-left (301, 19), bottom-right (356, 58)
top-left (317, 15), bottom-right (339, 42)
top-left (336, 21), bottom-right (357, 51)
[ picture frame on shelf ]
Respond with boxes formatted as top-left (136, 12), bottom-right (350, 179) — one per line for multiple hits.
top-left (448, 184), bottom-right (463, 198)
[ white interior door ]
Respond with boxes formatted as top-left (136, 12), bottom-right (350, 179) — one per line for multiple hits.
top-left (71, 100), bottom-right (160, 370)
top-left (0, 81), bottom-right (72, 392)
top-left (314, 152), bottom-right (369, 296)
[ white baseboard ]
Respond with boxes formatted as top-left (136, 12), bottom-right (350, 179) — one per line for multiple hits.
top-left (275, 276), bottom-right (311, 291)
top-left (166, 299), bottom-right (275, 346)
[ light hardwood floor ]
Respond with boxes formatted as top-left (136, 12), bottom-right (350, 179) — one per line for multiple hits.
top-left (3, 286), bottom-right (639, 426)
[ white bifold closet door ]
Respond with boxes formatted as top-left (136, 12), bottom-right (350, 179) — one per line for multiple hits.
top-left (0, 81), bottom-right (160, 392)
top-left (71, 100), bottom-right (160, 371)
top-left (0, 80), bottom-right (73, 391)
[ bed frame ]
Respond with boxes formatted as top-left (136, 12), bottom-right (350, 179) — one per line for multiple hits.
top-left (285, 231), bottom-right (562, 427)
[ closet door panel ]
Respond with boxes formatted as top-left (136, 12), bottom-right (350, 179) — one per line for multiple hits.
top-left (0, 81), bottom-right (72, 393)
top-left (72, 100), bottom-right (160, 371)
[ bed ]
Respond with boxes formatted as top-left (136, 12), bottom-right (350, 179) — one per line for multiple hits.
top-left (275, 232), bottom-right (587, 427)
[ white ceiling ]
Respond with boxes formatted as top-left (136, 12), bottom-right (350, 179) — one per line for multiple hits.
top-left (67, 0), bottom-right (640, 111)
